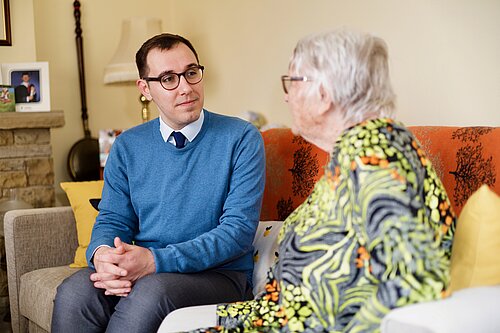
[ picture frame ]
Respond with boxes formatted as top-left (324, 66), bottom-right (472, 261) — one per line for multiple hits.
top-left (1, 62), bottom-right (51, 112)
top-left (0, 84), bottom-right (15, 112)
top-left (0, 0), bottom-right (11, 46)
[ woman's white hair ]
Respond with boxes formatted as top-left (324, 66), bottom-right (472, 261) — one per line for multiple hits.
top-left (290, 29), bottom-right (396, 124)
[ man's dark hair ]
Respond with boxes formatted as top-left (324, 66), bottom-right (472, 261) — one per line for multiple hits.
top-left (135, 33), bottom-right (199, 78)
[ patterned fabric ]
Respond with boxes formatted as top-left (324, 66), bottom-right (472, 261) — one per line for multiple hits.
top-left (190, 119), bottom-right (456, 333)
top-left (260, 130), bottom-right (328, 221)
top-left (409, 126), bottom-right (499, 216)
top-left (252, 221), bottom-right (282, 296)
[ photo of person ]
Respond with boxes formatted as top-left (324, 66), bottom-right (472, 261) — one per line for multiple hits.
top-left (0, 85), bottom-right (15, 112)
top-left (12, 70), bottom-right (40, 103)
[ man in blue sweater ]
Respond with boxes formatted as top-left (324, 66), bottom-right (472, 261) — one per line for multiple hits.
top-left (52, 33), bottom-right (265, 333)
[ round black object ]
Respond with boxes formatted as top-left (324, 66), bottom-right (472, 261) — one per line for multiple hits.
top-left (67, 137), bottom-right (100, 181)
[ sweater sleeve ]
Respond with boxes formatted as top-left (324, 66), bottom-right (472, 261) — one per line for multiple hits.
top-left (85, 135), bottom-right (138, 267)
top-left (150, 124), bottom-right (266, 274)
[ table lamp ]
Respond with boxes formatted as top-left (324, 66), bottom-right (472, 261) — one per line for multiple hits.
top-left (103, 17), bottom-right (162, 123)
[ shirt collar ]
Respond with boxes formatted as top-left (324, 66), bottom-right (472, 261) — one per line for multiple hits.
top-left (159, 109), bottom-right (204, 143)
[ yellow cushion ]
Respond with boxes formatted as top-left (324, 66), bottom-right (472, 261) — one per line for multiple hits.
top-left (60, 180), bottom-right (104, 268)
top-left (449, 185), bottom-right (500, 293)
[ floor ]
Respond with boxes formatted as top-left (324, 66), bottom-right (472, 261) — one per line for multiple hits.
top-left (0, 320), bottom-right (11, 333)
top-left (0, 302), bottom-right (11, 333)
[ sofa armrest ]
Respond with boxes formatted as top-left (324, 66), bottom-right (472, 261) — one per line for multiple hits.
top-left (4, 206), bottom-right (78, 333)
top-left (381, 286), bottom-right (500, 333)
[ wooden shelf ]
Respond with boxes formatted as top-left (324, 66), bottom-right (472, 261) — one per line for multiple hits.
top-left (0, 111), bottom-right (65, 129)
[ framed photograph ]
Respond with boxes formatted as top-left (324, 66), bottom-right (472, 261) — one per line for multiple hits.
top-left (1, 62), bottom-right (51, 112)
top-left (0, 0), bottom-right (11, 46)
top-left (0, 84), bottom-right (15, 112)
top-left (0, 84), bottom-right (16, 112)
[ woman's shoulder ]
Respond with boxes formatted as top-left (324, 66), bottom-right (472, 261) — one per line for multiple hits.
top-left (338, 118), bottom-right (412, 148)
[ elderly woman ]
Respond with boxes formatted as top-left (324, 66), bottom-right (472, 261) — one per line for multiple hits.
top-left (173, 29), bottom-right (456, 333)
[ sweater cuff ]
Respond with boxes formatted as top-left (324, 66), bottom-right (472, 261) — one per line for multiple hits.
top-left (150, 246), bottom-right (178, 273)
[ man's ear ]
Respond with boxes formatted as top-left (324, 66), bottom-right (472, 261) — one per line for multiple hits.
top-left (136, 79), bottom-right (153, 101)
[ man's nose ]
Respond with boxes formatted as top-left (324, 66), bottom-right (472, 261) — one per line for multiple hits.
top-left (177, 75), bottom-right (193, 93)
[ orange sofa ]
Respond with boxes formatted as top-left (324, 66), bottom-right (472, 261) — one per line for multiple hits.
top-left (261, 126), bottom-right (499, 220)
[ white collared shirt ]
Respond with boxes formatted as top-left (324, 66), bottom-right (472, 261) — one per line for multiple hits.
top-left (159, 109), bottom-right (204, 147)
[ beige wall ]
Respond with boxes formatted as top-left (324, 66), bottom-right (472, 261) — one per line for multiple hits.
top-left (2, 0), bottom-right (500, 202)
top-left (0, 0), bottom-right (36, 63)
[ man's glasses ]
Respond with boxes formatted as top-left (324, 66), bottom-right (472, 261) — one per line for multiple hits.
top-left (143, 65), bottom-right (205, 91)
top-left (281, 75), bottom-right (313, 94)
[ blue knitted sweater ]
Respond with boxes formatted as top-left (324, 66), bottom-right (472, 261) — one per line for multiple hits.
top-left (87, 110), bottom-right (266, 284)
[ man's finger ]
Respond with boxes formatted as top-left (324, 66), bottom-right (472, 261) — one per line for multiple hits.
top-left (114, 236), bottom-right (134, 252)
top-left (96, 253), bottom-right (127, 268)
top-left (95, 278), bottom-right (132, 292)
top-left (90, 271), bottom-right (121, 282)
top-left (93, 261), bottom-right (128, 278)
top-left (104, 289), bottom-right (130, 297)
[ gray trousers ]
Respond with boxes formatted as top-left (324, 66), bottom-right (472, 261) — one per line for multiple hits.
top-left (51, 268), bottom-right (252, 333)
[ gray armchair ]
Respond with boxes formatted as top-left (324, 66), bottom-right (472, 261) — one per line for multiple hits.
top-left (4, 207), bottom-right (82, 333)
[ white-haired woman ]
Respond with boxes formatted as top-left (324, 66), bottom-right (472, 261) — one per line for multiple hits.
top-left (184, 29), bottom-right (456, 333)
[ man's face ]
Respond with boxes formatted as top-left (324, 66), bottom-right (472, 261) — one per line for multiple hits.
top-left (22, 74), bottom-right (30, 83)
top-left (137, 43), bottom-right (204, 130)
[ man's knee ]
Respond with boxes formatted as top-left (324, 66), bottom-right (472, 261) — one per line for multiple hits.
top-left (55, 268), bottom-right (96, 304)
top-left (52, 269), bottom-right (115, 332)
top-left (127, 274), bottom-right (177, 305)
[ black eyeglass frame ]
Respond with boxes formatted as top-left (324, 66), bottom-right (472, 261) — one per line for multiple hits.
top-left (143, 65), bottom-right (205, 91)
top-left (281, 75), bottom-right (313, 94)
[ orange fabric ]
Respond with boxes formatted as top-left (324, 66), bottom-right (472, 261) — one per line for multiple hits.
top-left (260, 129), bottom-right (328, 221)
top-left (260, 126), bottom-right (499, 220)
top-left (409, 126), bottom-right (499, 216)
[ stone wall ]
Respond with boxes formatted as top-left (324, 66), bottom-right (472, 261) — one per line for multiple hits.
top-left (0, 128), bottom-right (55, 207)
top-left (0, 111), bottom-right (64, 207)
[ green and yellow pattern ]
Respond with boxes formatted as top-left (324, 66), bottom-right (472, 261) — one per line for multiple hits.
top-left (193, 118), bottom-right (455, 332)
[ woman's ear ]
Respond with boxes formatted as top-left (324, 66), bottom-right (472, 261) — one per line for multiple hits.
top-left (317, 85), bottom-right (334, 116)
top-left (136, 79), bottom-right (153, 101)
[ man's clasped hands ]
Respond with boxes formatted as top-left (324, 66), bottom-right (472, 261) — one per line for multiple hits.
top-left (91, 237), bottom-right (156, 296)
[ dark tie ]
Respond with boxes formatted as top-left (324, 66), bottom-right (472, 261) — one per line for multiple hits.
top-left (172, 131), bottom-right (186, 148)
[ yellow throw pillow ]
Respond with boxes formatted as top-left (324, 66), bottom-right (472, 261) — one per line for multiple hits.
top-left (449, 185), bottom-right (500, 293)
top-left (60, 180), bottom-right (104, 268)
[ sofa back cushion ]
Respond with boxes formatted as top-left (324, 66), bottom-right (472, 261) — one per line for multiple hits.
top-left (260, 127), bottom-right (499, 220)
top-left (260, 129), bottom-right (328, 221)
top-left (409, 126), bottom-right (499, 216)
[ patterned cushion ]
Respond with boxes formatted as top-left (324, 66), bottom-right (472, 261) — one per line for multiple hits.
top-left (409, 126), bottom-right (499, 215)
top-left (260, 129), bottom-right (328, 221)
top-left (252, 221), bottom-right (283, 296)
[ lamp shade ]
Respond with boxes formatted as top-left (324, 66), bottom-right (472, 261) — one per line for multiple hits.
top-left (103, 17), bottom-right (162, 84)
